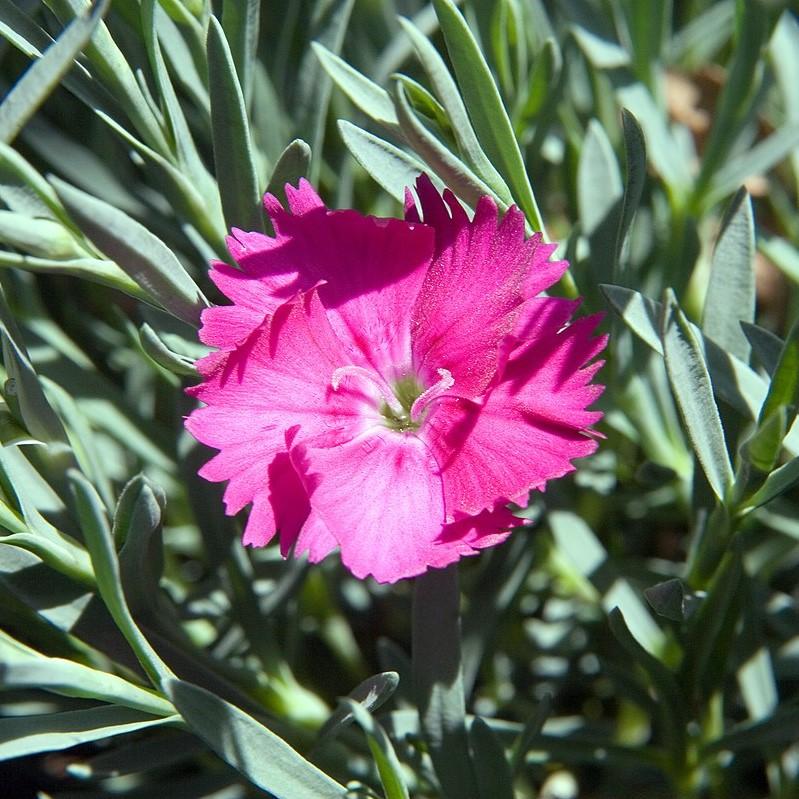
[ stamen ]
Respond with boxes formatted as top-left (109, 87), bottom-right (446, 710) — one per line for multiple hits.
top-left (331, 365), bottom-right (403, 413)
top-left (410, 368), bottom-right (454, 421)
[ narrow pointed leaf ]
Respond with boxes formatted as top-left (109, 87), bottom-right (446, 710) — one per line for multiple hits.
top-left (0, 0), bottom-right (109, 144)
top-left (141, 0), bottom-right (212, 200)
top-left (295, 0), bottom-right (355, 183)
top-left (510, 694), bottom-right (551, 775)
top-left (50, 177), bottom-right (208, 326)
top-left (601, 284), bottom-right (772, 432)
top-left (165, 679), bottom-right (346, 798)
top-left (745, 455), bottom-right (799, 511)
top-left (760, 236), bottom-right (799, 286)
top-left (318, 671), bottom-right (400, 740)
top-left (661, 292), bottom-right (734, 501)
top-left (0, 631), bottom-right (173, 716)
top-left (398, 16), bottom-right (512, 203)
top-left (266, 139), bottom-right (313, 204)
top-left (431, 0), bottom-right (544, 232)
top-left (615, 109), bottom-right (647, 279)
top-left (758, 316), bottom-right (799, 428)
top-left (222, 0), bottom-right (260, 109)
top-left (682, 545), bottom-right (743, 698)
top-left (140, 323), bottom-right (198, 376)
top-left (338, 120), bottom-right (428, 202)
top-left (412, 565), bottom-right (478, 799)
top-left (615, 83), bottom-right (691, 191)
top-left (0, 140), bottom-right (78, 232)
top-left (741, 321), bottom-right (782, 376)
top-left (470, 717), bottom-right (514, 799)
top-left (703, 707), bottom-right (799, 754)
top-left (706, 123), bottom-right (799, 209)
top-left (0, 285), bottom-right (67, 443)
top-left (0, 706), bottom-right (177, 761)
top-left (702, 188), bottom-right (755, 361)
top-left (69, 470), bottom-right (173, 688)
top-left (608, 608), bottom-right (685, 762)
top-left (313, 42), bottom-right (398, 128)
top-left (0, 251), bottom-right (146, 300)
top-left (578, 119), bottom-right (623, 237)
top-left (341, 698), bottom-right (410, 799)
top-left (577, 119), bottom-right (623, 287)
top-left (394, 80), bottom-right (498, 212)
top-left (207, 15), bottom-right (262, 232)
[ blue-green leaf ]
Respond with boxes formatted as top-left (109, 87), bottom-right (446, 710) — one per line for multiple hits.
top-left (394, 80), bottom-right (497, 212)
top-left (0, 285), bottom-right (67, 444)
top-left (313, 42), bottom-right (398, 129)
top-left (431, 0), bottom-right (544, 232)
top-left (470, 717), bottom-right (514, 799)
top-left (615, 108), bottom-right (647, 280)
top-left (702, 188), bottom-right (755, 361)
top-left (69, 470), bottom-right (173, 688)
top-left (661, 291), bottom-right (734, 502)
top-left (165, 679), bottom-right (347, 798)
top-left (760, 236), bottom-right (799, 285)
top-left (222, 0), bottom-right (260, 109)
top-left (295, 0), bottom-right (355, 183)
top-left (207, 15), bottom-right (263, 232)
top-left (318, 671), bottom-right (400, 740)
top-left (50, 177), bottom-right (209, 327)
top-left (338, 120), bottom-right (428, 202)
top-left (341, 698), bottom-right (410, 799)
top-left (413, 565), bottom-right (478, 799)
top-left (744, 454), bottom-right (799, 511)
top-left (758, 316), bottom-right (799, 428)
top-left (398, 16), bottom-right (512, 204)
top-left (0, 0), bottom-right (109, 144)
top-left (0, 706), bottom-right (177, 761)
top-left (0, 630), bottom-right (173, 716)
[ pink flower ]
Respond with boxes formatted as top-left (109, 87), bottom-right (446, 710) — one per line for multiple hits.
top-left (185, 176), bottom-right (605, 583)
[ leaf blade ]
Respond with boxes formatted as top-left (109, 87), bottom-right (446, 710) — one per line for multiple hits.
top-left (207, 15), bottom-right (263, 232)
top-left (431, 0), bottom-right (543, 232)
top-left (50, 177), bottom-right (208, 326)
top-left (0, 0), bottom-right (109, 144)
top-left (661, 291), bottom-right (734, 501)
top-left (165, 679), bottom-right (346, 798)
top-left (702, 189), bottom-right (756, 361)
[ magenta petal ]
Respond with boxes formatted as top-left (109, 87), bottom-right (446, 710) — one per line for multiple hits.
top-left (187, 288), bottom-right (377, 529)
top-left (422, 296), bottom-right (605, 515)
top-left (198, 304), bottom-right (264, 349)
top-left (239, 452), bottom-right (312, 554)
top-left (439, 503), bottom-right (521, 551)
top-left (294, 432), bottom-right (460, 583)
top-left (293, 510), bottom-right (339, 564)
top-left (186, 175), bottom-right (607, 580)
top-left (409, 175), bottom-right (566, 398)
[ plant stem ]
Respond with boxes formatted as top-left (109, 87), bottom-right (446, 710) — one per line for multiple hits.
top-left (412, 564), bottom-right (478, 799)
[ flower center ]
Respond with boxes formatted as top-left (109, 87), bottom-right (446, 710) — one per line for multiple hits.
top-left (381, 375), bottom-right (424, 432)
top-left (331, 367), bottom-right (455, 433)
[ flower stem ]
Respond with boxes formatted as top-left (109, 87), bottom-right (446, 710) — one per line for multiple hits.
top-left (412, 564), bottom-right (478, 799)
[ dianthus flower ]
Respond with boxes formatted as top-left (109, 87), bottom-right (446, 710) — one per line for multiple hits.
top-left (185, 176), bottom-right (605, 583)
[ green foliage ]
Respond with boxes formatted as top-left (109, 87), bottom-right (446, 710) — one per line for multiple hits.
top-left (0, 2), bottom-right (798, 798)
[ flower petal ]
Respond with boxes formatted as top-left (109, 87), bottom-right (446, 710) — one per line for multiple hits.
top-left (293, 431), bottom-right (459, 583)
top-left (198, 304), bottom-right (264, 349)
top-left (438, 503), bottom-right (521, 551)
top-left (422, 297), bottom-right (606, 515)
top-left (202, 179), bottom-right (436, 374)
top-left (187, 288), bottom-right (378, 530)
top-left (409, 175), bottom-right (567, 398)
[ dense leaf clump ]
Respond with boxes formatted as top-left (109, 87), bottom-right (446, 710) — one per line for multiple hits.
top-left (1, 1), bottom-right (798, 798)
